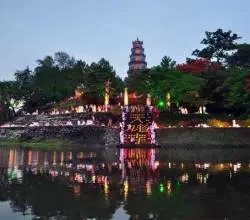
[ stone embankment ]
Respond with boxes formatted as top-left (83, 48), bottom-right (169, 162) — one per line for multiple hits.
top-left (0, 126), bottom-right (119, 146)
top-left (0, 112), bottom-right (120, 127)
top-left (1, 126), bottom-right (250, 147)
top-left (156, 128), bottom-right (250, 147)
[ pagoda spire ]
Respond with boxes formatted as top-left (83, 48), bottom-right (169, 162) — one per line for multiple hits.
top-left (128, 38), bottom-right (147, 75)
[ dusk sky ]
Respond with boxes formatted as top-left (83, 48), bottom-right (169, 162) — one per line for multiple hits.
top-left (1, 0), bottom-right (250, 80)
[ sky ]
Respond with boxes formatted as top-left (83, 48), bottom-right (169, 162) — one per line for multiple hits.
top-left (0, 0), bottom-right (250, 80)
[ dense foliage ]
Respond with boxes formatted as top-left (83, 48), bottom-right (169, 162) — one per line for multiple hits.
top-left (126, 29), bottom-right (250, 116)
top-left (0, 52), bottom-right (123, 121)
top-left (1, 28), bottom-right (250, 123)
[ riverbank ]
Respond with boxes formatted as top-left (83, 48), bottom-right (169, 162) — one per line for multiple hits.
top-left (0, 139), bottom-right (72, 148)
top-left (0, 126), bottom-right (119, 148)
top-left (155, 128), bottom-right (250, 148)
top-left (0, 126), bottom-right (250, 148)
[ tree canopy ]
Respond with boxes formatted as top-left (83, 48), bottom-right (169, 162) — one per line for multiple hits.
top-left (1, 28), bottom-right (250, 121)
top-left (192, 28), bottom-right (241, 63)
top-left (227, 44), bottom-right (250, 68)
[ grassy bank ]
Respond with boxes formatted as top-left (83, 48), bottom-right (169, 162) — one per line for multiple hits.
top-left (0, 139), bottom-right (73, 149)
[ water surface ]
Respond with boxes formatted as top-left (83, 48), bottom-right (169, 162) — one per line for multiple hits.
top-left (0, 147), bottom-right (250, 219)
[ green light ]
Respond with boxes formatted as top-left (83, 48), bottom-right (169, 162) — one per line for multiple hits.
top-left (158, 101), bottom-right (164, 107)
top-left (176, 181), bottom-right (180, 187)
top-left (159, 184), bottom-right (164, 192)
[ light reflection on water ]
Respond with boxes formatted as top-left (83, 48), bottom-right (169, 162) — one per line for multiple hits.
top-left (0, 147), bottom-right (250, 219)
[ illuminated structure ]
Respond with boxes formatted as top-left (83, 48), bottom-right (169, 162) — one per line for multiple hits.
top-left (120, 106), bottom-right (157, 146)
top-left (125, 38), bottom-right (149, 106)
top-left (119, 148), bottom-right (156, 168)
top-left (119, 148), bottom-right (158, 193)
top-left (128, 38), bottom-right (147, 74)
top-left (104, 80), bottom-right (111, 111)
top-left (119, 39), bottom-right (157, 146)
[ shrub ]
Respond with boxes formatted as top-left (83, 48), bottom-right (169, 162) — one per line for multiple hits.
top-left (206, 119), bottom-right (231, 127)
top-left (237, 119), bottom-right (250, 127)
top-left (178, 119), bottom-right (204, 127)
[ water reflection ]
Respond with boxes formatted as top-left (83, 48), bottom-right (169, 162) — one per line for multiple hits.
top-left (0, 147), bottom-right (250, 219)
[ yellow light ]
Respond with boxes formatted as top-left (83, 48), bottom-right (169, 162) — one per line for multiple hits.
top-left (146, 180), bottom-right (152, 196)
top-left (203, 174), bottom-right (209, 184)
top-left (28, 150), bottom-right (32, 165)
top-left (167, 180), bottom-right (171, 190)
top-left (8, 150), bottom-right (14, 166)
top-left (233, 165), bottom-right (237, 173)
top-left (124, 180), bottom-right (129, 201)
top-left (124, 88), bottom-right (128, 105)
top-left (195, 163), bottom-right (201, 168)
top-left (104, 178), bottom-right (109, 201)
top-left (92, 175), bottom-right (96, 183)
top-left (60, 152), bottom-right (64, 166)
top-left (53, 151), bottom-right (56, 165)
top-left (180, 173), bottom-right (189, 183)
top-left (204, 163), bottom-right (210, 169)
top-left (69, 152), bottom-right (72, 160)
top-left (237, 163), bottom-right (241, 169)
top-left (197, 173), bottom-right (203, 184)
top-left (166, 180), bottom-right (171, 195)
top-left (181, 163), bottom-right (184, 169)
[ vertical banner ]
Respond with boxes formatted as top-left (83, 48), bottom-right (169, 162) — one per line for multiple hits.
top-left (121, 106), bottom-right (155, 145)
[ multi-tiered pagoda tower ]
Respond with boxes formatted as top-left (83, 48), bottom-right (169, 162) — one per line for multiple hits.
top-left (128, 38), bottom-right (147, 74)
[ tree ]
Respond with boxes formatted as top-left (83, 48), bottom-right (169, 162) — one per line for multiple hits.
top-left (54, 51), bottom-right (76, 69)
top-left (125, 69), bottom-right (150, 95)
top-left (146, 67), bottom-right (203, 107)
top-left (160, 56), bottom-right (176, 69)
top-left (222, 69), bottom-right (250, 115)
top-left (82, 58), bottom-right (123, 102)
top-left (36, 56), bottom-right (54, 68)
top-left (192, 29), bottom-right (241, 63)
top-left (14, 67), bottom-right (33, 99)
top-left (227, 43), bottom-right (250, 68)
top-left (0, 81), bottom-right (23, 122)
top-left (177, 59), bottom-right (221, 74)
top-left (199, 70), bottom-right (229, 113)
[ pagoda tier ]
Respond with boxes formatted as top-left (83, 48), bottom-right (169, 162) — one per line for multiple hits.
top-left (128, 38), bottom-right (147, 73)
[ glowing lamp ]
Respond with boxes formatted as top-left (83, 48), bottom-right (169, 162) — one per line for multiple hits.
top-left (159, 183), bottom-right (164, 192)
top-left (158, 101), bottom-right (164, 107)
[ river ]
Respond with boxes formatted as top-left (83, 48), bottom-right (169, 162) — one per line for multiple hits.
top-left (0, 147), bottom-right (250, 219)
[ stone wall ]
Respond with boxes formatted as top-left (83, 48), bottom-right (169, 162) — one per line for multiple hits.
top-left (0, 126), bottom-right (119, 146)
top-left (156, 128), bottom-right (250, 147)
top-left (1, 127), bottom-right (250, 148)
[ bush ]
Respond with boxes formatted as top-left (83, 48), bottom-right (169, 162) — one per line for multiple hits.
top-left (109, 105), bottom-right (122, 115)
top-left (178, 119), bottom-right (204, 127)
top-left (237, 119), bottom-right (250, 127)
top-left (206, 119), bottom-right (231, 127)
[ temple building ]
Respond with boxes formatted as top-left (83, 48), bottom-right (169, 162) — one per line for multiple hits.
top-left (125, 38), bottom-right (151, 105)
top-left (128, 38), bottom-right (147, 75)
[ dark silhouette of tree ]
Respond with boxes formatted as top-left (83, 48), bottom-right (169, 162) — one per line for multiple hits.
top-left (192, 29), bottom-right (241, 63)
top-left (227, 44), bottom-right (250, 68)
top-left (160, 56), bottom-right (176, 69)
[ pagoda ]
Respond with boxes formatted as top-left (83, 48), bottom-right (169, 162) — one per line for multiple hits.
top-left (124, 38), bottom-right (150, 105)
top-left (128, 37), bottom-right (147, 75)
